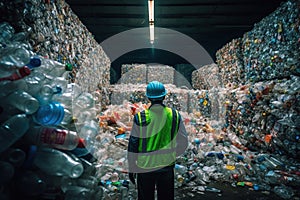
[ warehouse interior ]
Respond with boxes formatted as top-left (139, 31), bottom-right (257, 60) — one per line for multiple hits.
top-left (66, 0), bottom-right (286, 83)
top-left (0, 0), bottom-right (299, 199)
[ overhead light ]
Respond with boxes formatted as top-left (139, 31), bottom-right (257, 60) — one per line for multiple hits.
top-left (148, 0), bottom-right (154, 23)
top-left (149, 22), bottom-right (154, 44)
top-left (148, 0), bottom-right (154, 44)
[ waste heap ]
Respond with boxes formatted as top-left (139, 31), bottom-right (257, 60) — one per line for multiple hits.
top-left (215, 38), bottom-right (244, 88)
top-left (120, 63), bottom-right (175, 85)
top-left (1, 0), bottom-right (299, 200)
top-left (192, 63), bottom-right (223, 90)
top-left (0, 0), bottom-right (111, 196)
top-left (105, 1), bottom-right (300, 199)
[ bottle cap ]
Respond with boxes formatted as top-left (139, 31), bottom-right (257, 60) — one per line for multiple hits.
top-left (27, 57), bottom-right (41, 69)
top-left (65, 63), bottom-right (73, 71)
top-left (34, 102), bottom-right (65, 125)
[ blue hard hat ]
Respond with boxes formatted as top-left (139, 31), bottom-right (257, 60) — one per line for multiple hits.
top-left (146, 81), bottom-right (167, 99)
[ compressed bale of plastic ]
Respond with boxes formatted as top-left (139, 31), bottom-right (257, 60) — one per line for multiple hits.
top-left (241, 0), bottom-right (300, 84)
top-left (216, 38), bottom-right (244, 88)
top-left (147, 65), bottom-right (174, 84)
top-left (120, 64), bottom-right (147, 84)
top-left (0, 0), bottom-right (111, 108)
top-left (191, 63), bottom-right (222, 90)
top-left (120, 64), bottom-right (175, 84)
top-left (109, 84), bottom-right (198, 113)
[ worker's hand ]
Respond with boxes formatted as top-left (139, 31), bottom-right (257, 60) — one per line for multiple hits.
top-left (129, 173), bottom-right (136, 185)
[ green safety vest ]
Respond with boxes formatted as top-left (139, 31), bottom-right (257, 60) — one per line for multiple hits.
top-left (136, 106), bottom-right (179, 169)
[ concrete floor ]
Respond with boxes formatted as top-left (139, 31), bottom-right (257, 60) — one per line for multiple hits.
top-left (175, 181), bottom-right (299, 200)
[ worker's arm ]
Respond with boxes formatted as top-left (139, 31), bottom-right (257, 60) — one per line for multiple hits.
top-left (127, 116), bottom-right (139, 179)
top-left (176, 116), bottom-right (188, 157)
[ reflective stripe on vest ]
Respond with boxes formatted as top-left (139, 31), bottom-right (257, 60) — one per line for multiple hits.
top-left (136, 107), bottom-right (179, 169)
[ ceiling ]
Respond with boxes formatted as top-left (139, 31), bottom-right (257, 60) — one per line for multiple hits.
top-left (65, 0), bottom-right (286, 81)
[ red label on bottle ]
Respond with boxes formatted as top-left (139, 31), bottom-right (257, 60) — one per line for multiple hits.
top-left (40, 128), bottom-right (67, 145)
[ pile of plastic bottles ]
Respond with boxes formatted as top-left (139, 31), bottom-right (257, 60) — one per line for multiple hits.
top-left (119, 63), bottom-right (175, 85)
top-left (215, 0), bottom-right (300, 87)
top-left (0, 22), bottom-right (110, 200)
top-left (192, 63), bottom-right (223, 90)
top-left (215, 38), bottom-right (244, 88)
top-left (97, 98), bottom-right (300, 199)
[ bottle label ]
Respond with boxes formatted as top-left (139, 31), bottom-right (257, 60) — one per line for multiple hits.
top-left (40, 128), bottom-right (66, 145)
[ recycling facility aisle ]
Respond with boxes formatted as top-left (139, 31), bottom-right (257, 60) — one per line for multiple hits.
top-left (0, 0), bottom-right (300, 200)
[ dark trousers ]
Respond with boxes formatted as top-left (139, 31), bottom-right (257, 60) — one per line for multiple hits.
top-left (137, 168), bottom-right (174, 200)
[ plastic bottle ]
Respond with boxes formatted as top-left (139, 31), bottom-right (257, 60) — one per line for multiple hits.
top-left (25, 126), bottom-right (80, 151)
top-left (0, 114), bottom-right (29, 153)
top-left (175, 164), bottom-right (187, 174)
top-left (72, 92), bottom-right (96, 122)
top-left (253, 183), bottom-right (271, 191)
top-left (274, 185), bottom-right (295, 199)
top-left (110, 171), bottom-right (119, 182)
top-left (0, 79), bottom-right (29, 98)
top-left (79, 157), bottom-right (96, 177)
top-left (78, 120), bottom-right (99, 154)
top-left (32, 147), bottom-right (84, 178)
top-left (34, 85), bottom-right (62, 105)
top-left (0, 22), bottom-right (15, 44)
top-left (119, 185), bottom-right (129, 200)
top-left (60, 176), bottom-right (98, 193)
top-left (229, 144), bottom-right (243, 155)
top-left (0, 66), bottom-right (31, 81)
top-left (64, 187), bottom-right (93, 200)
top-left (3, 90), bottom-right (40, 114)
top-left (70, 138), bottom-right (91, 158)
top-left (38, 58), bottom-right (73, 77)
top-left (194, 138), bottom-right (200, 149)
top-left (33, 101), bottom-right (65, 125)
top-left (0, 45), bottom-right (31, 67)
top-left (73, 92), bottom-right (95, 110)
top-left (204, 186), bottom-right (222, 193)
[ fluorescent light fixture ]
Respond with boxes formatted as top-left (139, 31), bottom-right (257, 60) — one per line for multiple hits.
top-left (148, 0), bottom-right (154, 22)
top-left (148, 0), bottom-right (154, 44)
top-left (149, 22), bottom-right (154, 44)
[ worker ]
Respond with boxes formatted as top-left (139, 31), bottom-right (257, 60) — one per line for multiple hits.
top-left (127, 81), bottom-right (188, 200)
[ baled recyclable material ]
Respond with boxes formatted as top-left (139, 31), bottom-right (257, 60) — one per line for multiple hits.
top-left (191, 63), bottom-right (223, 90)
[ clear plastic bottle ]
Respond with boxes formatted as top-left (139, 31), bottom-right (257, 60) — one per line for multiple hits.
top-left (34, 85), bottom-right (62, 105)
top-left (274, 185), bottom-right (295, 199)
top-left (64, 187), bottom-right (94, 200)
top-left (0, 79), bottom-right (29, 98)
top-left (60, 176), bottom-right (98, 193)
top-left (33, 147), bottom-right (84, 178)
top-left (3, 90), bottom-right (40, 114)
top-left (78, 120), bottom-right (100, 154)
top-left (0, 114), bottom-right (29, 153)
top-left (0, 45), bottom-right (31, 67)
top-left (73, 92), bottom-right (95, 110)
top-left (38, 58), bottom-right (73, 77)
top-left (25, 126), bottom-right (80, 151)
top-left (0, 22), bottom-right (15, 44)
top-left (0, 66), bottom-right (31, 81)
